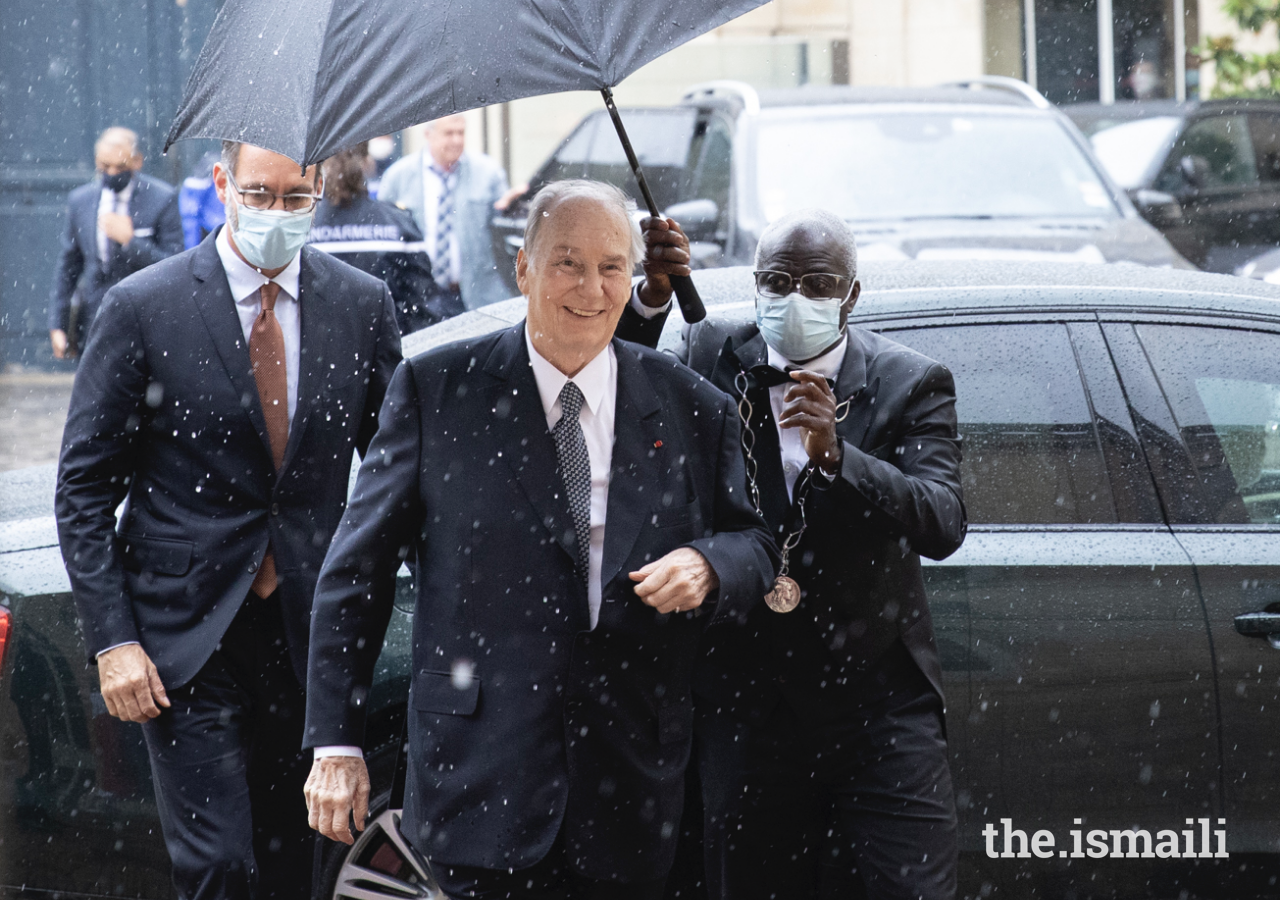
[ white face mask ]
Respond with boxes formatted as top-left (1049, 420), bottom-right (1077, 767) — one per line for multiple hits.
top-left (755, 292), bottom-right (844, 362)
top-left (228, 199), bottom-right (314, 270)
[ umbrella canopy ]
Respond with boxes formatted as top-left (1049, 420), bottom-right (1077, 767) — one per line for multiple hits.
top-left (166, 0), bottom-right (770, 167)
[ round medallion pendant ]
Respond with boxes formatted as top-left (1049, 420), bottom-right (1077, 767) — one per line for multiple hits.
top-left (764, 575), bottom-right (801, 613)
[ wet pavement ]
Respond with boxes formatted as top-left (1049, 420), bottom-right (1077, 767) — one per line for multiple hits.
top-left (0, 372), bottom-right (74, 472)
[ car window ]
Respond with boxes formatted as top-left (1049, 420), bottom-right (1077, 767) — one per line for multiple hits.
top-left (584, 108), bottom-right (697, 212)
top-left (882, 323), bottom-right (1116, 525)
top-left (686, 116), bottom-right (732, 227)
top-left (1088, 116), bottom-right (1182, 189)
top-left (1248, 113), bottom-right (1280, 183)
top-left (1154, 114), bottom-right (1258, 192)
top-left (755, 109), bottom-right (1118, 222)
top-left (1136, 324), bottom-right (1280, 525)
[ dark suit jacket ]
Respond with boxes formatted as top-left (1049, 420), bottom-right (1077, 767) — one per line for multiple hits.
top-left (616, 306), bottom-right (966, 720)
top-left (48, 173), bottom-right (184, 339)
top-left (55, 232), bottom-right (402, 689)
top-left (303, 325), bottom-right (777, 879)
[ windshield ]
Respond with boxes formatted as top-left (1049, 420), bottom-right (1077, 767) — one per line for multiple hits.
top-left (755, 108), bottom-right (1119, 222)
top-left (1087, 116), bottom-right (1182, 188)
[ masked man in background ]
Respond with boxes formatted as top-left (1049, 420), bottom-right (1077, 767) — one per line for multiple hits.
top-left (56, 140), bottom-right (401, 899)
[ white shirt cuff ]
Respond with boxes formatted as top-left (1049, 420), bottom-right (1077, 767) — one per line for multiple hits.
top-left (96, 641), bottom-right (140, 659)
top-left (313, 745), bottom-right (364, 760)
top-left (629, 284), bottom-right (672, 319)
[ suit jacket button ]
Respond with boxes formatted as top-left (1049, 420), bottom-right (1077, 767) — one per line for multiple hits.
top-left (248, 562), bottom-right (258, 574)
top-left (270, 503), bottom-right (280, 516)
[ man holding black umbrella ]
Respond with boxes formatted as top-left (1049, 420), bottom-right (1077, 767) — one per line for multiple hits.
top-left (620, 212), bottom-right (965, 900)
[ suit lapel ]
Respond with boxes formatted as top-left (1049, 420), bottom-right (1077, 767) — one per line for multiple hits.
top-left (190, 235), bottom-right (276, 466)
top-left (280, 249), bottom-right (329, 473)
top-left (485, 325), bottom-right (581, 570)
top-left (600, 341), bottom-right (665, 592)
top-left (833, 328), bottom-right (877, 450)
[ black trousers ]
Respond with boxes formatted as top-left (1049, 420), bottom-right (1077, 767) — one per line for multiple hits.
top-left (431, 826), bottom-right (667, 900)
top-left (697, 641), bottom-right (957, 900)
top-left (141, 593), bottom-right (313, 900)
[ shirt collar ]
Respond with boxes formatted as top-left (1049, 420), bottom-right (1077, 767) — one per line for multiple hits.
top-left (524, 326), bottom-right (612, 419)
top-left (215, 225), bottom-right (302, 303)
top-left (767, 332), bottom-right (848, 380)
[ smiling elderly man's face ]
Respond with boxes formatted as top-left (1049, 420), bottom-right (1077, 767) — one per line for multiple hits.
top-left (517, 195), bottom-right (634, 377)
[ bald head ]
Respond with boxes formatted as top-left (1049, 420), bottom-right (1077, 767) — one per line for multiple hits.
top-left (95, 127), bottom-right (142, 177)
top-left (755, 208), bottom-right (857, 277)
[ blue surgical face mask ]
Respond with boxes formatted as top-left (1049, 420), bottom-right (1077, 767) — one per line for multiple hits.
top-left (755, 292), bottom-right (844, 362)
top-left (228, 201), bottom-right (314, 270)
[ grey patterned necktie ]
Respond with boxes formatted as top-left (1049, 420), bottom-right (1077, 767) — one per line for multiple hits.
top-left (553, 381), bottom-right (591, 582)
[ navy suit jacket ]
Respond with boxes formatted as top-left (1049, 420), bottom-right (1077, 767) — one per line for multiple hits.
top-left (48, 173), bottom-right (184, 336)
top-left (303, 325), bottom-right (777, 879)
top-left (55, 233), bottom-right (402, 689)
top-left (617, 306), bottom-right (966, 721)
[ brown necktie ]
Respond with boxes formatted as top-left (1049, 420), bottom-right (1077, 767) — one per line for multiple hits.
top-left (249, 281), bottom-right (288, 597)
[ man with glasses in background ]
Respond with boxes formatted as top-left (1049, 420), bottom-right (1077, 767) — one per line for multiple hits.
top-left (618, 209), bottom-right (967, 900)
top-left (55, 140), bottom-right (401, 899)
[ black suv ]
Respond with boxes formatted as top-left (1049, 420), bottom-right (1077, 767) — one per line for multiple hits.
top-left (5, 261), bottom-right (1280, 899)
top-left (1066, 98), bottom-right (1280, 273)
top-left (491, 77), bottom-right (1187, 296)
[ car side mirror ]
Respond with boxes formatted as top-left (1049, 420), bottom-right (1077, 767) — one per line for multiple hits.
top-left (662, 198), bottom-right (720, 242)
top-left (1179, 154), bottom-right (1211, 191)
top-left (1129, 188), bottom-right (1183, 224)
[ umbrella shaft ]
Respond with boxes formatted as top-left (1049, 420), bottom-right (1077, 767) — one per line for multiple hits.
top-left (601, 88), bottom-right (661, 218)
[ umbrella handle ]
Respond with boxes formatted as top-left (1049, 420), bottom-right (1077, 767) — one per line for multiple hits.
top-left (601, 88), bottom-right (706, 324)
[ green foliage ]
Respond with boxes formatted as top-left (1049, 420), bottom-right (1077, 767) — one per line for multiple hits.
top-left (1201, 1), bottom-right (1280, 97)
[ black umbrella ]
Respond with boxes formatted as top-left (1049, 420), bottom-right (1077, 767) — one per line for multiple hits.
top-left (166, 0), bottom-right (773, 322)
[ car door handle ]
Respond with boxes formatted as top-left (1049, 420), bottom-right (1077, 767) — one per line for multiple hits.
top-left (1234, 612), bottom-right (1280, 649)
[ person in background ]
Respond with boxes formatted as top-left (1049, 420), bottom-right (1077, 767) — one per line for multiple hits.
top-left (178, 150), bottom-right (226, 249)
top-left (48, 126), bottom-right (183, 359)
top-left (365, 134), bottom-right (398, 198)
top-left (309, 143), bottom-right (457, 333)
top-left (377, 114), bottom-right (519, 310)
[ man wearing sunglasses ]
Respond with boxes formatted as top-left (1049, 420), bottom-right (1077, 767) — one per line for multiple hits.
top-left (56, 140), bottom-right (402, 899)
top-left (617, 209), bottom-right (966, 900)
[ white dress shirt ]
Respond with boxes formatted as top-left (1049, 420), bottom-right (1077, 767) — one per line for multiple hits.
top-left (97, 180), bottom-right (134, 262)
top-left (316, 329), bottom-right (620, 763)
top-left (215, 226), bottom-right (303, 426)
top-left (524, 327), bottom-right (617, 631)
top-left (96, 229), bottom-right (306, 665)
top-left (419, 152), bottom-right (462, 286)
top-left (767, 335), bottom-right (848, 499)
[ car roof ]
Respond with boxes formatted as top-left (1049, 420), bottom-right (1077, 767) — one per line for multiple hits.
top-left (755, 85), bottom-right (1033, 110)
top-left (689, 262), bottom-right (1280, 324)
top-left (1063, 98), bottom-right (1280, 121)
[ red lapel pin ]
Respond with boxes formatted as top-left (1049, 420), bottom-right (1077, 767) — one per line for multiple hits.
top-left (653, 440), bottom-right (663, 449)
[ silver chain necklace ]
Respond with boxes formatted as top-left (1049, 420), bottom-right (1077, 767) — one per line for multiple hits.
top-left (734, 370), bottom-right (808, 613)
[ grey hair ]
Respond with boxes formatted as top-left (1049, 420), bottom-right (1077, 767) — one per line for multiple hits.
top-left (523, 179), bottom-right (644, 270)
top-left (220, 140), bottom-right (242, 177)
top-left (755, 208), bottom-right (858, 276)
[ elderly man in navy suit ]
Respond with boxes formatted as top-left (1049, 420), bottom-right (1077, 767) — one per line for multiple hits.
top-left (48, 126), bottom-right (184, 358)
top-left (56, 140), bottom-right (402, 899)
top-left (302, 180), bottom-right (777, 900)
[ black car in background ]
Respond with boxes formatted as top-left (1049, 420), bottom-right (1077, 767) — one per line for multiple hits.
top-left (4, 261), bottom-right (1280, 899)
top-left (1066, 98), bottom-right (1280, 273)
top-left (490, 77), bottom-right (1187, 297)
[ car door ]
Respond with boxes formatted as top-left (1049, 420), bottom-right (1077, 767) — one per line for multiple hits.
top-left (1154, 112), bottom-right (1262, 272)
top-left (878, 315), bottom-right (1215, 896)
top-left (1106, 318), bottom-right (1280, 888)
